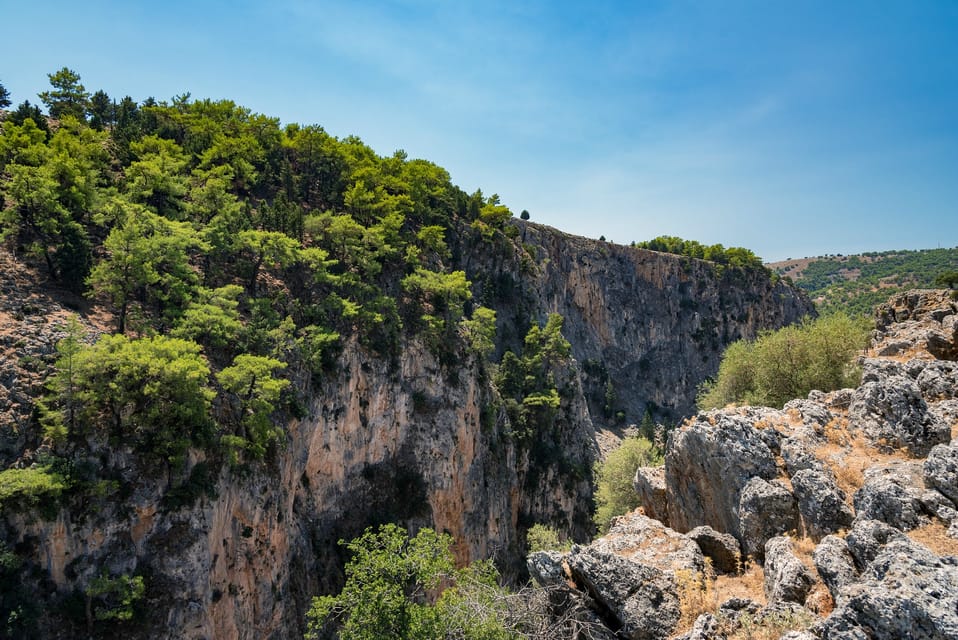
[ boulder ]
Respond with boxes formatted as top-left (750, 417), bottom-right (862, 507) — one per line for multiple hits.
top-left (813, 535), bottom-right (859, 607)
top-left (781, 437), bottom-right (828, 477)
top-left (590, 512), bottom-right (703, 574)
top-left (633, 466), bottom-right (669, 525)
top-left (817, 521), bottom-right (958, 639)
top-left (784, 398), bottom-right (834, 429)
top-left (764, 537), bottom-right (815, 605)
top-left (674, 613), bottom-right (725, 640)
top-left (843, 519), bottom-right (909, 572)
top-left (928, 399), bottom-right (958, 433)
top-left (666, 413), bottom-right (779, 539)
top-left (791, 469), bottom-right (854, 540)
top-left (687, 525), bottom-right (741, 574)
top-left (566, 546), bottom-right (680, 640)
top-left (527, 550), bottom-right (566, 586)
top-left (924, 443), bottom-right (958, 505)
top-left (738, 477), bottom-right (800, 560)
top-left (915, 360), bottom-right (958, 401)
top-left (853, 466), bottom-right (926, 531)
top-left (847, 374), bottom-right (950, 456)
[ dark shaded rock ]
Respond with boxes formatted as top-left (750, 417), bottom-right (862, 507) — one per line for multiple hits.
top-left (813, 535), bottom-right (859, 607)
top-left (738, 477), bottom-right (800, 560)
top-left (566, 546), bottom-right (680, 640)
top-left (718, 596), bottom-right (761, 618)
top-left (924, 443), bottom-right (958, 506)
top-left (591, 512), bottom-right (703, 573)
top-left (665, 413), bottom-right (779, 539)
top-left (791, 469), bottom-right (854, 540)
top-left (928, 399), bottom-right (958, 433)
top-left (688, 525), bottom-right (741, 574)
top-left (764, 537), bottom-right (814, 605)
top-left (633, 466), bottom-right (668, 526)
top-left (920, 489), bottom-right (958, 524)
top-left (527, 550), bottom-right (566, 586)
top-left (817, 522), bottom-right (958, 639)
top-left (848, 374), bottom-right (950, 456)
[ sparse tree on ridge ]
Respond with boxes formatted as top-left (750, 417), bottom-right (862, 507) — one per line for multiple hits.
top-left (0, 80), bottom-right (11, 109)
top-left (39, 67), bottom-right (90, 120)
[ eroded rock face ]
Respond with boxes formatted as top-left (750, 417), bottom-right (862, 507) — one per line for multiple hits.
top-left (764, 537), bottom-right (814, 605)
top-left (853, 464), bottom-right (927, 531)
top-left (566, 546), bottom-right (680, 640)
top-left (873, 289), bottom-right (958, 361)
top-left (924, 443), bottom-right (958, 506)
top-left (633, 466), bottom-right (669, 525)
top-left (591, 512), bottom-right (704, 574)
top-left (738, 477), bottom-right (800, 560)
top-left (687, 525), bottom-right (741, 574)
top-left (665, 413), bottom-right (779, 538)
top-left (791, 469), bottom-right (854, 540)
top-left (848, 374), bottom-right (950, 456)
top-left (817, 520), bottom-right (958, 640)
top-left (813, 535), bottom-right (860, 607)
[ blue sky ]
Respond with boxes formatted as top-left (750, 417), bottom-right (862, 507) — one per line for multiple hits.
top-left (2, 0), bottom-right (956, 261)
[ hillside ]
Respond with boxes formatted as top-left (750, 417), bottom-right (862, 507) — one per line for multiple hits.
top-left (0, 71), bottom-right (813, 638)
top-left (769, 248), bottom-right (958, 316)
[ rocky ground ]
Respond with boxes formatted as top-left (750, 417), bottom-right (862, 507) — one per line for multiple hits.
top-left (529, 289), bottom-right (958, 639)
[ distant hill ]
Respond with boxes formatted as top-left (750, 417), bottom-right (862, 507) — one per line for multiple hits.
top-left (768, 248), bottom-right (958, 316)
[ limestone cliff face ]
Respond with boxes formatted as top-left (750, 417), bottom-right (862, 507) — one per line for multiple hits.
top-left (0, 228), bottom-right (812, 639)
top-left (461, 222), bottom-right (814, 424)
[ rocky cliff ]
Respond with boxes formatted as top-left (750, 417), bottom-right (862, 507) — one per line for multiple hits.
top-left (0, 224), bottom-right (812, 639)
top-left (533, 289), bottom-right (958, 639)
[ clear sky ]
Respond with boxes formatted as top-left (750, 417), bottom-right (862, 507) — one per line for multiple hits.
top-left (2, 1), bottom-right (956, 261)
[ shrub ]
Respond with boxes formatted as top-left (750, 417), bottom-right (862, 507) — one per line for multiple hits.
top-left (526, 524), bottom-right (571, 553)
top-left (593, 436), bottom-right (663, 533)
top-left (0, 466), bottom-right (67, 511)
top-left (698, 312), bottom-right (870, 410)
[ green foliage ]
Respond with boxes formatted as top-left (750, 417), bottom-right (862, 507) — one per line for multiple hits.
top-left (0, 466), bottom-right (68, 511)
top-left (0, 80), bottom-right (10, 109)
top-left (461, 307), bottom-right (497, 360)
top-left (171, 285), bottom-right (244, 350)
top-left (593, 436), bottom-right (663, 534)
top-left (774, 248), bottom-right (958, 315)
top-left (216, 354), bottom-right (290, 461)
top-left (47, 334), bottom-right (214, 461)
top-left (85, 573), bottom-right (145, 622)
top-left (697, 312), bottom-right (871, 410)
top-left (38, 67), bottom-right (89, 121)
top-left (306, 524), bottom-right (516, 640)
top-left (935, 270), bottom-right (958, 289)
top-left (493, 314), bottom-right (572, 442)
top-left (526, 524), bottom-right (571, 553)
top-left (636, 235), bottom-right (765, 271)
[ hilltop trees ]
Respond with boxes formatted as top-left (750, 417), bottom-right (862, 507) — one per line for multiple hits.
top-left (0, 81), bottom-right (10, 109)
top-left (38, 67), bottom-right (90, 121)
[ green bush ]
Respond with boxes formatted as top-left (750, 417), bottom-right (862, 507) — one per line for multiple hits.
top-left (593, 436), bottom-right (663, 534)
top-left (526, 524), bottom-right (571, 553)
top-left (306, 524), bottom-right (516, 640)
top-left (0, 466), bottom-right (67, 511)
top-left (697, 312), bottom-right (871, 410)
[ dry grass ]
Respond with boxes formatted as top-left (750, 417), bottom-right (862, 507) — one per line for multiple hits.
top-left (675, 560), bottom-right (718, 631)
top-left (908, 522), bottom-right (958, 558)
top-left (815, 417), bottom-right (907, 501)
top-left (712, 562), bottom-right (766, 606)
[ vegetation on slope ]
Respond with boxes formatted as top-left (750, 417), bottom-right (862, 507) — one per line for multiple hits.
top-left (697, 312), bottom-right (871, 410)
top-left (593, 435), bottom-right (663, 533)
top-left (635, 235), bottom-right (767, 272)
top-left (771, 248), bottom-right (958, 316)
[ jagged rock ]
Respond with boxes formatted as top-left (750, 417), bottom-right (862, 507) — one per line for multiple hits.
top-left (718, 596), bottom-right (761, 617)
top-left (779, 633), bottom-right (817, 640)
top-left (527, 551), bottom-right (567, 586)
top-left (915, 360), bottom-right (958, 400)
top-left (633, 466), bottom-right (669, 525)
top-left (792, 468), bottom-right (854, 540)
top-left (821, 388), bottom-right (856, 412)
top-left (590, 512), bottom-right (703, 574)
top-left (873, 290), bottom-right (958, 361)
top-left (764, 537), bottom-right (814, 605)
top-left (848, 374), bottom-right (950, 456)
top-left (928, 399), bottom-right (958, 433)
top-left (853, 466), bottom-right (926, 530)
top-left (844, 519), bottom-right (910, 572)
top-left (566, 546), bottom-right (680, 640)
top-left (738, 477), bottom-right (800, 560)
top-left (859, 358), bottom-right (906, 384)
top-left (924, 443), bottom-right (958, 505)
top-left (784, 398), bottom-right (834, 429)
top-left (674, 613), bottom-right (726, 640)
top-left (687, 525), bottom-right (741, 574)
top-left (817, 520), bottom-right (958, 639)
top-left (781, 438), bottom-right (828, 477)
top-left (813, 535), bottom-right (859, 607)
top-left (920, 489), bottom-right (958, 524)
top-left (666, 413), bottom-right (779, 539)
